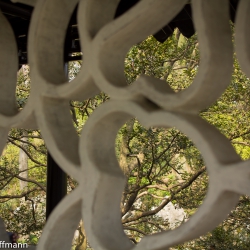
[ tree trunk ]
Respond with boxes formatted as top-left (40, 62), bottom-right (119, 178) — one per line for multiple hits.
top-left (19, 130), bottom-right (28, 190)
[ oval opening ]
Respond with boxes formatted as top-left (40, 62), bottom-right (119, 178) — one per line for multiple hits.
top-left (116, 121), bottom-right (207, 244)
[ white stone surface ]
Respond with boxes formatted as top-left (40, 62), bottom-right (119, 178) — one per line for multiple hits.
top-left (156, 202), bottom-right (186, 229)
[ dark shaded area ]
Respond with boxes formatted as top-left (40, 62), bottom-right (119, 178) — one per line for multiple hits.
top-left (0, 0), bottom-right (31, 65)
top-left (0, 0), bottom-right (239, 65)
top-left (114, 0), bottom-right (194, 42)
top-left (115, 0), bottom-right (239, 43)
top-left (154, 4), bottom-right (194, 43)
top-left (63, 5), bottom-right (81, 63)
top-left (46, 153), bottom-right (67, 219)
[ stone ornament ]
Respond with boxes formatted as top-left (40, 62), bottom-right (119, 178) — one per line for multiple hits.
top-left (0, 0), bottom-right (249, 249)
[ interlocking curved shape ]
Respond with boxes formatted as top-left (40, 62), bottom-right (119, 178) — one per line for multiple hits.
top-left (0, 0), bottom-right (249, 249)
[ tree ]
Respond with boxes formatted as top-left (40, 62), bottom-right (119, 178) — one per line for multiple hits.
top-left (0, 27), bottom-right (250, 249)
top-left (0, 66), bottom-right (47, 244)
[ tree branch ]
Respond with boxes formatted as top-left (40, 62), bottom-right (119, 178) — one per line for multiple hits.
top-left (0, 187), bottom-right (42, 199)
top-left (8, 138), bottom-right (46, 167)
top-left (122, 166), bottom-right (206, 223)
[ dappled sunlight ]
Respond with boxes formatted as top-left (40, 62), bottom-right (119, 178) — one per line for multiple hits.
top-left (68, 58), bottom-right (82, 81)
top-left (201, 57), bottom-right (250, 161)
top-left (124, 32), bottom-right (199, 92)
top-left (0, 128), bottom-right (46, 242)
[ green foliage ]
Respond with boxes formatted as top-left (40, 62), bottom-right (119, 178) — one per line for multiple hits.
top-left (16, 66), bottom-right (30, 109)
top-left (1, 26), bottom-right (250, 249)
top-left (121, 28), bottom-right (250, 247)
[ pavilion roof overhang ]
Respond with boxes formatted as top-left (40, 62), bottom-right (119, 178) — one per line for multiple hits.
top-left (0, 0), bottom-right (239, 67)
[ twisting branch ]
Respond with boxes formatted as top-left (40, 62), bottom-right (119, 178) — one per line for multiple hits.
top-left (13, 174), bottom-right (46, 192)
top-left (8, 136), bottom-right (38, 151)
top-left (122, 166), bottom-right (206, 224)
top-left (123, 226), bottom-right (147, 236)
top-left (0, 166), bottom-right (46, 191)
top-left (8, 138), bottom-right (46, 167)
top-left (0, 187), bottom-right (42, 199)
top-left (25, 197), bottom-right (37, 225)
top-left (0, 177), bottom-right (14, 190)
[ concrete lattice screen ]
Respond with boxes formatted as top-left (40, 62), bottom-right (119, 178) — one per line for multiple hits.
top-left (0, 0), bottom-right (250, 249)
